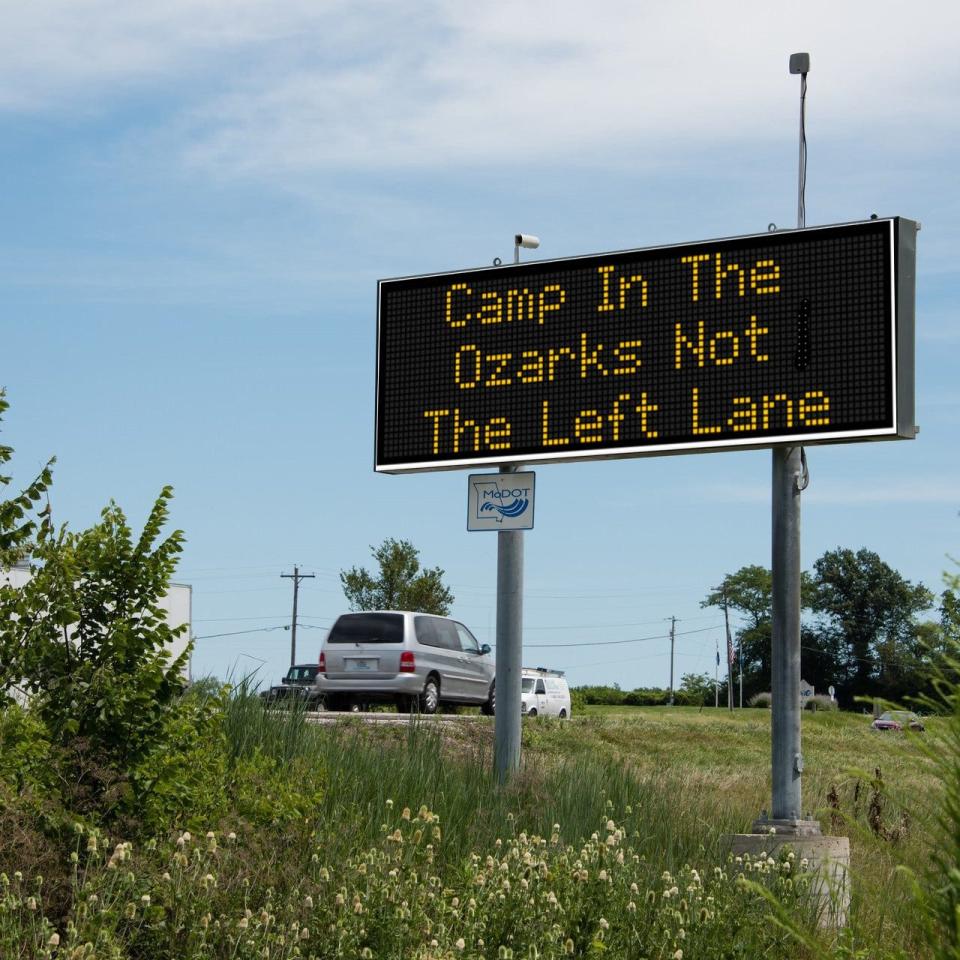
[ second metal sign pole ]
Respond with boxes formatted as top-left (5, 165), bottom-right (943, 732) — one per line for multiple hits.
top-left (494, 463), bottom-right (523, 781)
top-left (771, 446), bottom-right (803, 820)
top-left (769, 52), bottom-right (810, 825)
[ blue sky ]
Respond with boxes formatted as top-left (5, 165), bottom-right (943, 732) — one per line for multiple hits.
top-left (3, 0), bottom-right (958, 692)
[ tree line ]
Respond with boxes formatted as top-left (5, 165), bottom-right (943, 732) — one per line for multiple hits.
top-left (701, 551), bottom-right (954, 708)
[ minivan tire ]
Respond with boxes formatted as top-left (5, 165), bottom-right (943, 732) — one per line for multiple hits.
top-left (419, 676), bottom-right (440, 715)
top-left (481, 683), bottom-right (495, 716)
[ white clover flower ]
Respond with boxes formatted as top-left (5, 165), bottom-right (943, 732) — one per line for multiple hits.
top-left (599, 917), bottom-right (609, 930)
top-left (605, 819), bottom-right (616, 832)
top-left (300, 927), bottom-right (309, 940)
top-left (47, 933), bottom-right (60, 947)
top-left (386, 799), bottom-right (394, 808)
top-left (673, 950), bottom-right (683, 960)
top-left (141, 894), bottom-right (151, 906)
top-left (238, 917), bottom-right (249, 930)
top-left (304, 895), bottom-right (314, 910)
top-left (456, 938), bottom-right (466, 950)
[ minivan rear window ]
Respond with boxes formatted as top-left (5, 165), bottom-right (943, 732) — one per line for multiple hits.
top-left (327, 613), bottom-right (404, 644)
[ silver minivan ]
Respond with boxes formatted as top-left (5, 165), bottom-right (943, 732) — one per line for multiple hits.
top-left (315, 611), bottom-right (496, 714)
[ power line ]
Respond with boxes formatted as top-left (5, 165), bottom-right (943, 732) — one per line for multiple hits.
top-left (193, 626), bottom-right (290, 641)
top-left (524, 623), bottom-right (720, 649)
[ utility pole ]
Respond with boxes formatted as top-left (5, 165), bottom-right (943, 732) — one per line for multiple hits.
top-left (715, 641), bottom-right (720, 708)
top-left (723, 591), bottom-right (734, 712)
top-left (668, 616), bottom-right (677, 706)
top-left (281, 566), bottom-right (315, 666)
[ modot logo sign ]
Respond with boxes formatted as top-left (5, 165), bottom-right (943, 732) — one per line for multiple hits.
top-left (467, 472), bottom-right (536, 531)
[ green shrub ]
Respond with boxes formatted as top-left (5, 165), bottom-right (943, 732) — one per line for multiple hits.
top-left (804, 694), bottom-right (838, 712)
top-left (749, 692), bottom-right (772, 708)
top-left (0, 706), bottom-right (54, 795)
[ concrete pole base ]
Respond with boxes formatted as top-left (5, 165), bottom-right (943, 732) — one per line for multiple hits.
top-left (726, 826), bottom-right (850, 928)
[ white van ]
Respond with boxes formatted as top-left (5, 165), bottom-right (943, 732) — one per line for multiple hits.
top-left (521, 668), bottom-right (571, 718)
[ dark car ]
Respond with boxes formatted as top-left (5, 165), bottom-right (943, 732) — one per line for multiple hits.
top-left (871, 710), bottom-right (924, 732)
top-left (260, 664), bottom-right (323, 708)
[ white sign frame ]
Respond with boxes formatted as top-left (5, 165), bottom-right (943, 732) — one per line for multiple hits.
top-left (467, 472), bottom-right (536, 531)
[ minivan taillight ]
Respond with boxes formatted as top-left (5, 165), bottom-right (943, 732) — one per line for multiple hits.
top-left (318, 651), bottom-right (326, 675)
top-left (399, 651), bottom-right (416, 673)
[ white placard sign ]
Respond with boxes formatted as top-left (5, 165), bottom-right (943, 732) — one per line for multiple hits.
top-left (467, 472), bottom-right (535, 531)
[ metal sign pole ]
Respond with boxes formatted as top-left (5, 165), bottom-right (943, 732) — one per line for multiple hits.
top-left (769, 52), bottom-right (810, 825)
top-left (494, 463), bottom-right (523, 781)
top-left (771, 447), bottom-right (803, 819)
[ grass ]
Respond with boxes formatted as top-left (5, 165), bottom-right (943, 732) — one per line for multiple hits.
top-left (224, 695), bottom-right (937, 957)
top-left (0, 692), bottom-right (940, 958)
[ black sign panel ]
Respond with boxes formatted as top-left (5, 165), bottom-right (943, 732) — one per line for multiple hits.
top-left (376, 218), bottom-right (916, 472)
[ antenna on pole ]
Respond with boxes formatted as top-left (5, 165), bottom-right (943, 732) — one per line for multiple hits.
top-left (789, 52), bottom-right (810, 230)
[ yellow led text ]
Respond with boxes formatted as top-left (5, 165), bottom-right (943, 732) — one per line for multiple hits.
top-left (596, 265), bottom-right (649, 312)
top-left (453, 333), bottom-right (643, 389)
top-left (444, 282), bottom-right (566, 327)
top-left (675, 315), bottom-right (769, 369)
top-left (690, 389), bottom-right (832, 435)
top-left (681, 253), bottom-right (781, 302)
top-left (541, 393), bottom-right (659, 448)
top-left (422, 409), bottom-right (512, 454)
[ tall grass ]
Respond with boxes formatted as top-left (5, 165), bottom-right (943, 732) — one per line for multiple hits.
top-left (221, 693), bottom-right (738, 874)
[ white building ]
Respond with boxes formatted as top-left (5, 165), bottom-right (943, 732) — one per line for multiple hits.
top-left (2, 562), bottom-right (193, 683)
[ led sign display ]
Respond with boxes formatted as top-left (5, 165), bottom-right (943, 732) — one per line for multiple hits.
top-left (376, 218), bottom-right (916, 472)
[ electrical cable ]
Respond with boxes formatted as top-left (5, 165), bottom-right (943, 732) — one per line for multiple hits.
top-left (798, 71), bottom-right (807, 229)
top-left (523, 623), bottom-right (721, 649)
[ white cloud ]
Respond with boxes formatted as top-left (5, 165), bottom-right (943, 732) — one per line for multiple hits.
top-left (3, 1), bottom-right (959, 176)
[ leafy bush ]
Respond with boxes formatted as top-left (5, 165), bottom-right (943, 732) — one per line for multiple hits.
top-left (804, 694), bottom-right (838, 712)
top-left (622, 687), bottom-right (670, 706)
top-left (749, 692), bottom-right (772, 708)
top-left (0, 487), bottom-right (197, 826)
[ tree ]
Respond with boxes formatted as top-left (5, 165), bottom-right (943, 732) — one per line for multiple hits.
top-left (811, 547), bottom-right (933, 704)
top-left (340, 538), bottom-right (454, 615)
top-left (678, 672), bottom-right (714, 706)
top-left (701, 565), bottom-right (815, 698)
top-left (0, 392), bottom-right (53, 567)
top-left (0, 489), bottom-right (193, 811)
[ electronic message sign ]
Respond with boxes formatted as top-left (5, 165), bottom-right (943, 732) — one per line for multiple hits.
top-left (376, 218), bottom-right (916, 473)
